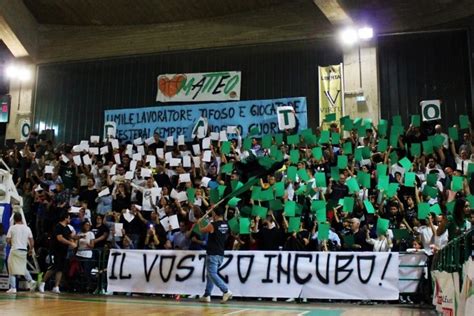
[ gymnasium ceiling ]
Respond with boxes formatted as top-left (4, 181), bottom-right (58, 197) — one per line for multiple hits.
top-left (23, 0), bottom-right (474, 32)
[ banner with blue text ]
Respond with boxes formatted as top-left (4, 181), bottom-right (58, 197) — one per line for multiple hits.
top-left (107, 250), bottom-right (399, 300)
top-left (104, 97), bottom-right (307, 142)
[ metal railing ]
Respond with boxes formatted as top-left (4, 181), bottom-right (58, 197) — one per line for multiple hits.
top-left (434, 228), bottom-right (473, 273)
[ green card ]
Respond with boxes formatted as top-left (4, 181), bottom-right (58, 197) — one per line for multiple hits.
top-left (377, 139), bottom-right (388, 152)
top-left (259, 189), bottom-right (274, 202)
top-left (340, 115), bottom-right (350, 126)
top-left (228, 217), bottom-right (239, 234)
top-left (343, 119), bottom-right (354, 131)
top-left (337, 155), bottom-right (348, 169)
top-left (288, 217), bottom-right (301, 233)
top-left (312, 147), bottom-right (323, 160)
top-left (378, 119), bottom-right (388, 136)
top-left (343, 142), bottom-right (352, 155)
top-left (346, 177), bottom-right (360, 193)
top-left (432, 135), bottom-right (445, 149)
top-left (251, 186), bottom-right (261, 200)
top-left (411, 115), bottom-right (421, 127)
top-left (467, 195), bottom-right (474, 209)
top-left (357, 171), bottom-right (371, 188)
top-left (240, 206), bottom-right (252, 217)
top-left (231, 180), bottom-right (244, 191)
top-left (303, 134), bottom-right (317, 146)
top-left (417, 203), bottom-right (430, 219)
top-left (284, 200), bottom-right (296, 216)
top-left (318, 223), bottom-right (330, 241)
top-left (274, 133), bottom-right (283, 145)
top-left (392, 115), bottom-right (402, 126)
top-left (353, 117), bottom-right (362, 127)
top-left (273, 182), bottom-right (285, 197)
top-left (362, 146), bottom-right (372, 159)
top-left (243, 137), bottom-right (252, 151)
top-left (389, 132), bottom-right (399, 148)
top-left (316, 207), bottom-right (326, 223)
top-left (354, 147), bottom-right (363, 162)
top-left (290, 149), bottom-right (300, 164)
top-left (297, 168), bottom-right (310, 182)
top-left (287, 134), bottom-right (300, 146)
top-left (404, 172), bottom-right (416, 187)
top-left (376, 164), bottom-right (388, 176)
top-left (422, 140), bottom-right (433, 155)
top-left (218, 185), bottom-right (226, 198)
top-left (452, 176), bottom-right (464, 192)
top-left (187, 188), bottom-right (196, 202)
top-left (252, 205), bottom-right (268, 218)
top-left (210, 189), bottom-right (220, 204)
top-left (378, 175), bottom-right (389, 191)
top-left (468, 163), bottom-right (474, 178)
top-left (331, 132), bottom-right (341, 145)
top-left (227, 197), bottom-right (241, 207)
top-left (287, 166), bottom-right (297, 181)
top-left (295, 203), bottom-right (303, 216)
top-left (460, 115), bottom-right (470, 129)
top-left (376, 218), bottom-right (390, 235)
top-left (269, 199), bottom-right (283, 211)
top-left (343, 197), bottom-right (355, 212)
top-left (220, 162), bottom-right (234, 174)
top-left (430, 203), bottom-right (442, 215)
top-left (410, 143), bottom-right (421, 157)
top-left (386, 183), bottom-right (399, 198)
top-left (239, 217), bottom-right (251, 234)
top-left (325, 113), bottom-right (336, 122)
top-left (296, 184), bottom-right (307, 196)
top-left (311, 200), bottom-right (326, 213)
top-left (448, 127), bottom-right (459, 141)
top-left (221, 141), bottom-right (231, 155)
top-left (319, 131), bottom-right (330, 144)
top-left (262, 135), bottom-right (273, 149)
top-left (399, 157), bottom-right (412, 171)
top-left (389, 151), bottom-right (399, 164)
top-left (427, 173), bottom-right (438, 187)
top-left (249, 126), bottom-right (260, 136)
top-left (258, 156), bottom-right (274, 169)
top-left (343, 235), bottom-right (355, 247)
top-left (364, 200), bottom-right (375, 214)
top-left (393, 229), bottom-right (410, 240)
top-left (270, 147), bottom-right (283, 161)
top-left (422, 185), bottom-right (438, 198)
top-left (315, 172), bottom-right (327, 187)
top-left (330, 166), bottom-right (340, 180)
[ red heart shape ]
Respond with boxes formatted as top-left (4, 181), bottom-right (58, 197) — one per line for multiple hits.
top-left (159, 74), bottom-right (186, 98)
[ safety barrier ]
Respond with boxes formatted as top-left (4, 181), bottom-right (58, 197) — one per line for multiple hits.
top-left (434, 229), bottom-right (473, 273)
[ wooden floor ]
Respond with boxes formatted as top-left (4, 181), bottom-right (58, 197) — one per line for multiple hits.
top-left (0, 292), bottom-right (437, 316)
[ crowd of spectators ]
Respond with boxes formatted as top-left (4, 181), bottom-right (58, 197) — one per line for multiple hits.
top-left (0, 114), bottom-right (473, 292)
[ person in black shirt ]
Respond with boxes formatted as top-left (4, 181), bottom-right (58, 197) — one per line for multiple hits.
top-left (91, 215), bottom-right (109, 249)
top-left (197, 207), bottom-right (232, 304)
top-left (39, 211), bottom-right (77, 293)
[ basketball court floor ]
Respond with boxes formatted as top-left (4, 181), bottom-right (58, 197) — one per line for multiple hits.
top-left (0, 292), bottom-right (437, 316)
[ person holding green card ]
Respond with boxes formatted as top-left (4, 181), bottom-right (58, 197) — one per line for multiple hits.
top-left (437, 198), bottom-right (472, 241)
top-left (365, 226), bottom-right (392, 252)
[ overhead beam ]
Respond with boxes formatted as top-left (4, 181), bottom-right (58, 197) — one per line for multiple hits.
top-left (0, 0), bottom-right (38, 59)
top-left (312, 0), bottom-right (352, 25)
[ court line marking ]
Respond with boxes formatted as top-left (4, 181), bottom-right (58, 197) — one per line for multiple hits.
top-left (223, 309), bottom-right (250, 315)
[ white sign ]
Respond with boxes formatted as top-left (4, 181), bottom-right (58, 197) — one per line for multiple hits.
top-left (19, 118), bottom-right (31, 141)
top-left (277, 106), bottom-right (296, 130)
top-left (107, 250), bottom-right (399, 300)
top-left (104, 121), bottom-right (117, 138)
top-left (420, 100), bottom-right (441, 122)
top-left (156, 71), bottom-right (241, 103)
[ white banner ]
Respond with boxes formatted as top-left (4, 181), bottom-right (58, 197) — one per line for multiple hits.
top-left (398, 252), bottom-right (427, 293)
top-left (156, 71), bottom-right (241, 102)
top-left (107, 250), bottom-right (399, 300)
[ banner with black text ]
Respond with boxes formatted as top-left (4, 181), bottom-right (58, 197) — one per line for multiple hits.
top-left (107, 250), bottom-right (399, 300)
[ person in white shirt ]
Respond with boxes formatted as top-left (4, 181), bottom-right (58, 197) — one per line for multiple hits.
top-left (366, 229), bottom-right (393, 252)
top-left (75, 221), bottom-right (95, 289)
top-left (6, 212), bottom-right (36, 293)
top-left (450, 139), bottom-right (471, 176)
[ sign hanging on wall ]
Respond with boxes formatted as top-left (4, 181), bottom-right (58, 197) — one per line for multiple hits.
top-left (420, 100), bottom-right (441, 122)
top-left (0, 95), bottom-right (11, 123)
top-left (107, 249), bottom-right (399, 300)
top-left (104, 97), bottom-right (307, 142)
top-left (318, 64), bottom-right (344, 129)
top-left (156, 71), bottom-right (241, 103)
top-left (19, 118), bottom-right (31, 141)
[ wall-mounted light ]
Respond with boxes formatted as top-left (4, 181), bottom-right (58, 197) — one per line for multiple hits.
top-left (339, 26), bottom-right (374, 45)
top-left (5, 64), bottom-right (32, 82)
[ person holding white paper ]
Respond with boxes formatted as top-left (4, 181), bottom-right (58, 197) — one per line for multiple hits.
top-left (131, 176), bottom-right (159, 216)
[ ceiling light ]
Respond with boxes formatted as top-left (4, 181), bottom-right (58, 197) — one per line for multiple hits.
top-left (358, 27), bottom-right (374, 40)
top-left (339, 28), bottom-right (358, 45)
